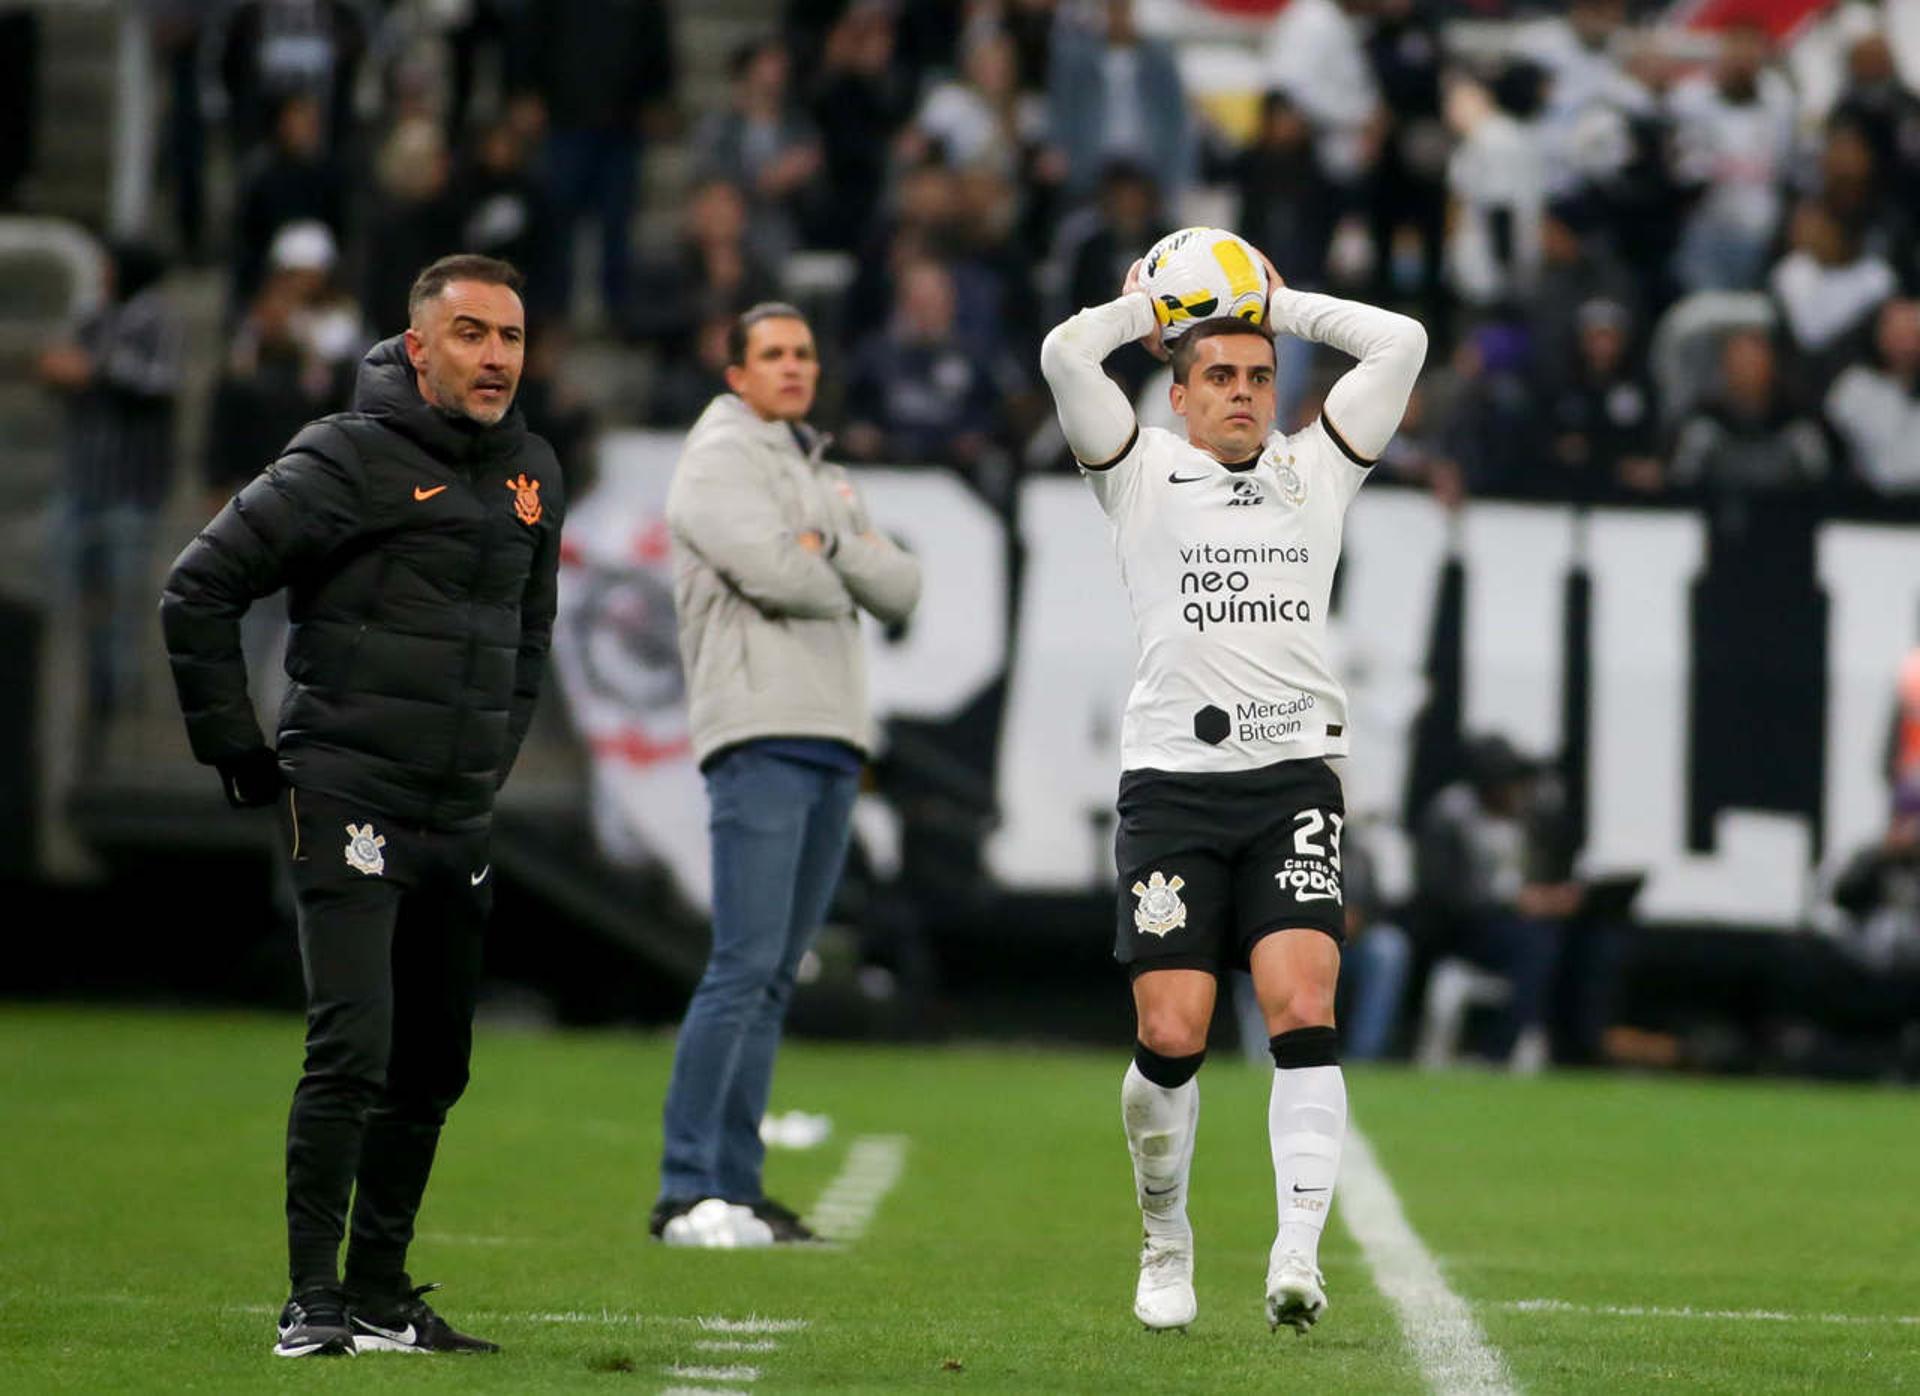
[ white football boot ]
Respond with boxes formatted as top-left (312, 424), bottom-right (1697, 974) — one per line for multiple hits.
top-left (1133, 1229), bottom-right (1197, 1331)
top-left (1265, 1246), bottom-right (1327, 1334)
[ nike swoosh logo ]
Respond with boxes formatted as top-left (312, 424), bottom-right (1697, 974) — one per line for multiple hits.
top-left (1167, 472), bottom-right (1209, 484)
top-left (414, 484), bottom-right (449, 500)
top-left (1143, 1184), bottom-right (1179, 1197)
top-left (471, 865), bottom-right (490, 886)
top-left (353, 1319), bottom-right (417, 1344)
top-left (1292, 1184), bottom-right (1328, 1194)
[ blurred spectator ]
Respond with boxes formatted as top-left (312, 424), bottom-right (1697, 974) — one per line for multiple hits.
top-left (362, 117), bottom-right (461, 338)
top-left (693, 38), bottom-right (826, 266)
top-left (1670, 329), bottom-right (1830, 512)
top-left (843, 257), bottom-right (1016, 477)
top-left (518, 0), bottom-right (677, 322)
top-left (1516, 0), bottom-right (1654, 202)
top-left (1055, 160), bottom-right (1162, 395)
top-left (1829, 28), bottom-right (1920, 235)
top-left (516, 329), bottom-right (598, 497)
top-left (1769, 200), bottom-right (1896, 388)
top-left (261, 220), bottom-right (369, 375)
top-left (1439, 320), bottom-right (1541, 499)
top-left (629, 178), bottom-right (782, 354)
top-left (1444, 70), bottom-right (1547, 309)
top-left (1826, 298), bottom-right (1920, 495)
top-left (1047, 0), bottom-right (1190, 201)
top-left (210, 0), bottom-right (369, 158)
top-left (37, 243), bottom-right (182, 753)
top-left (648, 308), bottom-right (735, 429)
top-left (1337, 828), bottom-right (1412, 1062)
top-left (231, 92), bottom-right (349, 308)
top-left (1668, 23), bottom-right (1796, 293)
top-left (452, 116), bottom-right (564, 327)
top-left (1528, 205), bottom-right (1639, 378)
top-left (807, 1), bottom-right (918, 252)
top-left (1260, 0), bottom-right (1381, 187)
top-left (1220, 93), bottom-right (1337, 294)
top-left (147, 1), bottom-right (207, 257)
top-left (206, 270), bottom-right (352, 509)
top-left (1414, 735), bottom-right (1596, 1068)
top-left (907, 21), bottom-right (1050, 185)
top-left (1771, 800), bottom-right (1920, 1080)
top-left (1540, 297), bottom-right (1661, 499)
top-left (1363, 0), bottom-right (1448, 314)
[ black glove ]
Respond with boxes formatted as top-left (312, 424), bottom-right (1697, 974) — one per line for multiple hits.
top-left (216, 746), bottom-right (283, 809)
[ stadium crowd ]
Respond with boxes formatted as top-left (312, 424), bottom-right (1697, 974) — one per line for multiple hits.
top-left (21, 0), bottom-right (1920, 1071)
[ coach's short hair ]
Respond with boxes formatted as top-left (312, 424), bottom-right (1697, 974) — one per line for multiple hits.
top-left (407, 254), bottom-right (524, 323)
top-left (1170, 317), bottom-right (1276, 384)
top-left (727, 302), bottom-right (810, 365)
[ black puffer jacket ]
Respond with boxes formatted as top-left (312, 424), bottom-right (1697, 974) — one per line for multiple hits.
top-left (162, 336), bottom-right (564, 829)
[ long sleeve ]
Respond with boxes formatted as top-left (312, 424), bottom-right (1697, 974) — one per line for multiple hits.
top-left (820, 467), bottom-right (921, 625)
top-left (501, 471), bottom-right (565, 786)
top-left (160, 423), bottom-right (365, 763)
top-left (1268, 287), bottom-right (1427, 463)
top-left (666, 432), bottom-right (853, 619)
top-left (1038, 292), bottom-right (1157, 468)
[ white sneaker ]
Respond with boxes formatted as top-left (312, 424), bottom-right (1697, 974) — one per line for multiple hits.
top-left (1265, 1248), bottom-right (1326, 1334)
top-left (1133, 1231), bottom-right (1197, 1331)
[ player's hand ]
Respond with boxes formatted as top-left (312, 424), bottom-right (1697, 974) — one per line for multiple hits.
top-left (1256, 247), bottom-right (1287, 297)
top-left (216, 746), bottom-right (283, 809)
top-left (1121, 260), bottom-right (1171, 362)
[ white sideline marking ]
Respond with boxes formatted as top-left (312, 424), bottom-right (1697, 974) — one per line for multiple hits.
top-left (659, 1388), bottom-right (752, 1396)
top-left (1506, 1298), bottom-right (1920, 1327)
top-left (694, 1338), bottom-right (780, 1352)
top-left (807, 1133), bottom-right (909, 1241)
top-left (696, 1316), bottom-right (810, 1333)
top-left (416, 1231), bottom-right (520, 1247)
top-left (1341, 1126), bottom-right (1517, 1396)
top-left (663, 1363), bottom-right (761, 1381)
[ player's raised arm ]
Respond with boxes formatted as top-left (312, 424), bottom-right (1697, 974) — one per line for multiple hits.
top-left (1266, 284), bottom-right (1427, 465)
top-left (1038, 261), bottom-right (1162, 471)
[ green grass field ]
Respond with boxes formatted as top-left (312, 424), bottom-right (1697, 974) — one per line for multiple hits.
top-left (1, 1005), bottom-right (1916, 1394)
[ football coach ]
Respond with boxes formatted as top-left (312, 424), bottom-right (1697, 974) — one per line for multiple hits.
top-left (161, 254), bottom-right (561, 1358)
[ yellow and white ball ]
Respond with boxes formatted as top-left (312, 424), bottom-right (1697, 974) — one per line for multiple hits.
top-left (1140, 227), bottom-right (1270, 342)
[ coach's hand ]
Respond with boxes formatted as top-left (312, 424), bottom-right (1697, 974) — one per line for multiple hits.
top-left (1121, 259), bottom-right (1170, 362)
top-left (217, 746), bottom-right (283, 809)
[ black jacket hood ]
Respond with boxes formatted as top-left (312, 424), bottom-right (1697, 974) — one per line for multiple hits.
top-left (352, 334), bottom-right (527, 466)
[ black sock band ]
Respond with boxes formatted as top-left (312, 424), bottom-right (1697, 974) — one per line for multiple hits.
top-left (1134, 1042), bottom-right (1206, 1088)
top-left (1270, 1026), bottom-right (1340, 1070)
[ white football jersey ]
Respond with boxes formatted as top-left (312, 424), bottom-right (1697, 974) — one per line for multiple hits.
top-left (1039, 285), bottom-right (1427, 778)
top-left (1086, 419), bottom-right (1366, 773)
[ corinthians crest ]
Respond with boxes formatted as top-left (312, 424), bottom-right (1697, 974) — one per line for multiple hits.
top-left (344, 822), bottom-right (387, 877)
top-left (1275, 457), bottom-right (1307, 507)
top-left (1131, 870), bottom-right (1188, 937)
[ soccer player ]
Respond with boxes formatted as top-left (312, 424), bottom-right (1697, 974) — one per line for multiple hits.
top-left (1038, 254), bottom-right (1425, 1332)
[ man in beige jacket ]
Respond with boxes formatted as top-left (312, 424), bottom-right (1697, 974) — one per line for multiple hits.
top-left (652, 302), bottom-right (921, 1245)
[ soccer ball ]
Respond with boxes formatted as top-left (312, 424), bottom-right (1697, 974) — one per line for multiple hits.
top-left (1140, 227), bottom-right (1271, 342)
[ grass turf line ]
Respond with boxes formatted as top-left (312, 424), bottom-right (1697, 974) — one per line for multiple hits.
top-left (2, 1005), bottom-right (1916, 1393)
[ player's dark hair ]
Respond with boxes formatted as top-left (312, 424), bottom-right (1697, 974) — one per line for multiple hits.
top-left (407, 254), bottom-right (524, 323)
top-left (728, 301), bottom-right (810, 365)
top-left (1171, 317), bottom-right (1276, 384)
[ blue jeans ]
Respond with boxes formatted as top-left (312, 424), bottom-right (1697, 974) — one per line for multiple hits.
top-left (657, 747), bottom-right (859, 1202)
top-left (546, 126), bottom-right (638, 320)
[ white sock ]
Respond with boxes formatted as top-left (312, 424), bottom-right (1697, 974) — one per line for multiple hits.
top-left (1269, 1064), bottom-right (1346, 1262)
top-left (1121, 1062), bottom-right (1199, 1243)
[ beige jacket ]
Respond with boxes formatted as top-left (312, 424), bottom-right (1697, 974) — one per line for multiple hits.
top-left (666, 394), bottom-right (922, 766)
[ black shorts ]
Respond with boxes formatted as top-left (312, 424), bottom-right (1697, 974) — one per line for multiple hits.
top-left (1113, 758), bottom-right (1347, 976)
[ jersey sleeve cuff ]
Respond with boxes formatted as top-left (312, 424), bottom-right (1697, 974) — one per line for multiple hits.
top-left (1318, 415), bottom-right (1372, 468)
top-left (1078, 424), bottom-right (1141, 473)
